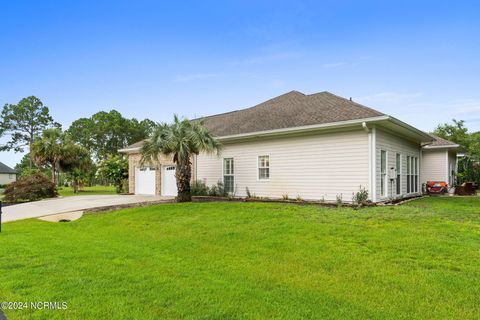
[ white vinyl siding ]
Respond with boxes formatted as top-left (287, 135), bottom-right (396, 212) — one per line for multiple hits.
top-left (421, 149), bottom-right (448, 183)
top-left (196, 129), bottom-right (369, 202)
top-left (376, 128), bottom-right (421, 200)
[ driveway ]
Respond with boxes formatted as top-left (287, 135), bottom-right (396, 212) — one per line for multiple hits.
top-left (2, 195), bottom-right (172, 223)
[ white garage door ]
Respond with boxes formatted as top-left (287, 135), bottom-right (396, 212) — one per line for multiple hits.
top-left (162, 165), bottom-right (177, 196)
top-left (135, 167), bottom-right (156, 195)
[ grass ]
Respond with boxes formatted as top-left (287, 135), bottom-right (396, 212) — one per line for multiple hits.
top-left (0, 197), bottom-right (479, 319)
top-left (57, 185), bottom-right (117, 197)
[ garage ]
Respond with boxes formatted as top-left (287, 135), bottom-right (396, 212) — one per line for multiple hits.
top-left (135, 167), bottom-right (156, 195)
top-left (162, 165), bottom-right (178, 196)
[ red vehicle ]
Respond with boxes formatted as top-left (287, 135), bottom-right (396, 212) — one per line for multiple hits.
top-left (426, 181), bottom-right (448, 194)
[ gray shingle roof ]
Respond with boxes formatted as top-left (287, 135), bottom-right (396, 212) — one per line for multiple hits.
top-left (429, 135), bottom-right (459, 147)
top-left (198, 91), bottom-right (384, 137)
top-left (122, 90), bottom-right (386, 150)
top-left (0, 162), bottom-right (16, 174)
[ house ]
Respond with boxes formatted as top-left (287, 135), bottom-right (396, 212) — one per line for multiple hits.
top-left (120, 91), bottom-right (459, 202)
top-left (0, 162), bottom-right (17, 185)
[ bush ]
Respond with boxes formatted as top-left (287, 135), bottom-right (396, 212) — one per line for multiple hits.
top-left (352, 186), bottom-right (369, 206)
top-left (208, 181), bottom-right (227, 197)
top-left (3, 173), bottom-right (58, 203)
top-left (191, 180), bottom-right (209, 196)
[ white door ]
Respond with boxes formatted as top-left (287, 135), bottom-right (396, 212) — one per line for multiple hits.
top-left (162, 165), bottom-right (177, 196)
top-left (135, 167), bottom-right (156, 195)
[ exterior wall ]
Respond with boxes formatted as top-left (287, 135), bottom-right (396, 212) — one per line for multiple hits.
top-left (375, 128), bottom-right (422, 201)
top-left (448, 150), bottom-right (457, 186)
top-left (421, 149), bottom-right (447, 183)
top-left (127, 153), bottom-right (174, 195)
top-left (195, 129), bottom-right (370, 202)
top-left (0, 173), bottom-right (16, 185)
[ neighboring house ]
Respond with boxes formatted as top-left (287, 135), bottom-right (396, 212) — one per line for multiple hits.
top-left (120, 91), bottom-right (459, 203)
top-left (0, 162), bottom-right (17, 185)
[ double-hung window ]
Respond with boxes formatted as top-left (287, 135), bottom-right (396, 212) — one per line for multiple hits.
top-left (396, 153), bottom-right (401, 195)
top-left (406, 156), bottom-right (419, 193)
top-left (223, 158), bottom-right (234, 194)
top-left (380, 150), bottom-right (387, 197)
top-left (258, 155), bottom-right (270, 180)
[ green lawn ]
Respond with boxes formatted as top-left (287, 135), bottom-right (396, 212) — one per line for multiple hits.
top-left (57, 185), bottom-right (117, 197)
top-left (0, 197), bottom-right (479, 319)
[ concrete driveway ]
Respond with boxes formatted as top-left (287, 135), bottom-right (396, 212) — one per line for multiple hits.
top-left (2, 195), bottom-right (172, 223)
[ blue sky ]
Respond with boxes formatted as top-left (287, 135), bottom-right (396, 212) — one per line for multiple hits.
top-left (1, 0), bottom-right (480, 167)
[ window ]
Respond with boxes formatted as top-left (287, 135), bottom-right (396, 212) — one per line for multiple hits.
top-left (223, 158), bottom-right (234, 194)
top-left (258, 155), bottom-right (270, 180)
top-left (407, 156), bottom-right (418, 193)
top-left (380, 150), bottom-right (387, 197)
top-left (413, 157), bottom-right (418, 192)
top-left (9, 174), bottom-right (14, 179)
top-left (396, 153), bottom-right (401, 195)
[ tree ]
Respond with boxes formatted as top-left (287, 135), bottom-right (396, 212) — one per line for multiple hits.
top-left (142, 115), bottom-right (222, 202)
top-left (96, 156), bottom-right (128, 193)
top-left (60, 143), bottom-right (93, 193)
top-left (433, 119), bottom-right (471, 150)
top-left (31, 128), bottom-right (93, 186)
top-left (0, 96), bottom-right (59, 167)
top-left (67, 110), bottom-right (155, 161)
top-left (30, 128), bottom-right (64, 184)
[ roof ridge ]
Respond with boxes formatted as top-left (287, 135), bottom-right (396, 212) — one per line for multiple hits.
top-left (311, 91), bottom-right (386, 116)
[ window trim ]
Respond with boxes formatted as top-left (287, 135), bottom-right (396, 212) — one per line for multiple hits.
top-left (222, 158), bottom-right (235, 194)
top-left (257, 155), bottom-right (270, 181)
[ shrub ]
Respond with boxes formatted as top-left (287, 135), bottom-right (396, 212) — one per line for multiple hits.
top-left (3, 172), bottom-right (57, 203)
top-left (352, 186), bottom-right (369, 206)
top-left (295, 195), bottom-right (303, 202)
top-left (336, 194), bottom-right (343, 206)
top-left (208, 181), bottom-right (227, 197)
top-left (191, 180), bottom-right (209, 196)
top-left (282, 194), bottom-right (289, 200)
top-left (245, 187), bottom-right (258, 199)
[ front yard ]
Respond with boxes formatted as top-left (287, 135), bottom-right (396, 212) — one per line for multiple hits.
top-left (0, 197), bottom-right (479, 319)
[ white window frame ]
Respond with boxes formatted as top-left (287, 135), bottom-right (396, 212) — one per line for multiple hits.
top-left (257, 155), bottom-right (270, 181)
top-left (396, 153), bottom-right (401, 195)
top-left (223, 158), bottom-right (234, 194)
top-left (380, 150), bottom-right (387, 197)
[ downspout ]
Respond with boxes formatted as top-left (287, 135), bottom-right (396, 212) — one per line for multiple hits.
top-left (362, 122), bottom-right (375, 202)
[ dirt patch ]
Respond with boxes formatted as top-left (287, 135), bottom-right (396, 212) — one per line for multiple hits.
top-left (38, 211), bottom-right (84, 222)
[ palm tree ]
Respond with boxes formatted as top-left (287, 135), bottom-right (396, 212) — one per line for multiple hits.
top-left (31, 128), bottom-right (64, 184)
top-left (142, 115), bottom-right (221, 202)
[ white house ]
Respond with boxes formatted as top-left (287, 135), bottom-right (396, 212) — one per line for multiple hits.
top-left (0, 162), bottom-right (17, 185)
top-left (120, 91), bottom-right (459, 202)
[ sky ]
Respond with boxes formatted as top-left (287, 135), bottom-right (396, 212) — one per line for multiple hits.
top-left (1, 0), bottom-right (480, 167)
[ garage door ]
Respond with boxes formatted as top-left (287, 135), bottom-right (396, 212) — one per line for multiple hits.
top-left (135, 167), bottom-right (156, 195)
top-left (162, 165), bottom-right (177, 196)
